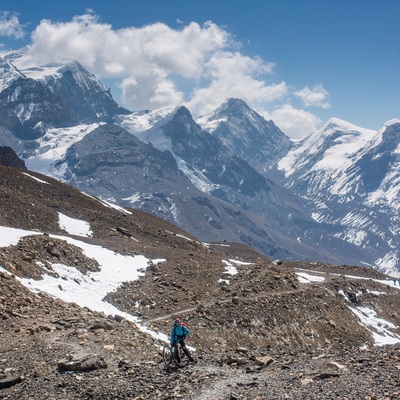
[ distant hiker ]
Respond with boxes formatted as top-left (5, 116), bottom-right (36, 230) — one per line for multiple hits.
top-left (170, 317), bottom-right (194, 363)
top-left (394, 278), bottom-right (397, 286)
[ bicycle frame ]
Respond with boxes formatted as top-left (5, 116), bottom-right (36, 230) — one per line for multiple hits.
top-left (163, 342), bottom-right (189, 368)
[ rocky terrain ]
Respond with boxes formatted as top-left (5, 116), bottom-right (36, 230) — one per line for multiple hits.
top-left (0, 162), bottom-right (400, 399)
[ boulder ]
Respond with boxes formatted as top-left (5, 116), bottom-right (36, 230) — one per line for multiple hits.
top-left (254, 355), bottom-right (274, 367)
top-left (58, 354), bottom-right (107, 373)
top-left (0, 375), bottom-right (23, 389)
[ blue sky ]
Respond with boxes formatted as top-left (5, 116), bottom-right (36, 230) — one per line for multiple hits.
top-left (0, 0), bottom-right (399, 139)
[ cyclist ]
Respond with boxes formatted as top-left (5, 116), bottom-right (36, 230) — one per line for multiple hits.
top-left (170, 317), bottom-right (194, 363)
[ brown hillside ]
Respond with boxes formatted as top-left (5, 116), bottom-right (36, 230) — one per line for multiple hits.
top-left (0, 165), bottom-right (400, 399)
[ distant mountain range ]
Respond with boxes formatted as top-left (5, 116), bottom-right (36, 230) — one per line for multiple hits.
top-left (0, 48), bottom-right (399, 275)
top-left (276, 117), bottom-right (400, 274)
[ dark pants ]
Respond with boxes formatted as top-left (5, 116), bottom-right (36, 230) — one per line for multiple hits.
top-left (172, 339), bottom-right (191, 362)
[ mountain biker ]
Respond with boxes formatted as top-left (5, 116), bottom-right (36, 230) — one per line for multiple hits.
top-left (170, 317), bottom-right (194, 363)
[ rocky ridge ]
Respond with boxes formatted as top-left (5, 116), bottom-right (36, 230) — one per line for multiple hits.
top-left (0, 147), bottom-right (26, 169)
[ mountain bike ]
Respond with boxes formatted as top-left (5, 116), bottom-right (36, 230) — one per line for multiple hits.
top-left (162, 342), bottom-right (189, 368)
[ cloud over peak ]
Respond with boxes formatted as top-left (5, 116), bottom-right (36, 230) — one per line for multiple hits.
top-left (5, 12), bottom-right (328, 139)
top-left (28, 13), bottom-right (286, 111)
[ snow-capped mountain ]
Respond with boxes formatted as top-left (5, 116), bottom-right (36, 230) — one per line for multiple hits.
top-left (116, 106), bottom-right (333, 262)
top-left (0, 49), bottom-right (399, 273)
top-left (277, 118), bottom-right (400, 274)
top-left (0, 51), bottom-right (315, 261)
top-left (197, 98), bottom-right (292, 173)
top-left (117, 105), bottom-right (270, 197)
top-left (0, 48), bottom-right (126, 140)
top-left (34, 119), bottom-right (322, 261)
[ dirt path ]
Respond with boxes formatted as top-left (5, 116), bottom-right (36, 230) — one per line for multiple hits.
top-left (143, 266), bottom-right (375, 326)
top-left (140, 307), bottom-right (199, 325)
top-left (143, 276), bottom-right (320, 325)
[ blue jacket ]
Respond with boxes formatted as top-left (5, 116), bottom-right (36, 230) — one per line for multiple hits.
top-left (170, 323), bottom-right (190, 345)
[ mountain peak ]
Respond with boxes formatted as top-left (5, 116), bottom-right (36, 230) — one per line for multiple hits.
top-left (224, 97), bottom-right (250, 108)
top-left (323, 117), bottom-right (373, 136)
top-left (196, 99), bottom-right (292, 174)
top-left (197, 98), bottom-right (262, 134)
top-left (210, 98), bottom-right (252, 118)
top-left (175, 105), bottom-right (192, 118)
top-left (384, 118), bottom-right (400, 128)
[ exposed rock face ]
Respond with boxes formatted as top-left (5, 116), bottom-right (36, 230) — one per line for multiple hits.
top-left (198, 98), bottom-right (292, 173)
top-left (163, 106), bottom-right (268, 196)
top-left (38, 60), bottom-right (129, 124)
top-left (0, 146), bottom-right (26, 169)
top-left (0, 77), bottom-right (76, 139)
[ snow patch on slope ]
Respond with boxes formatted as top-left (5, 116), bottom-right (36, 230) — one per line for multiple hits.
top-left (196, 115), bottom-right (227, 132)
top-left (58, 212), bottom-right (93, 237)
top-left (0, 225), bottom-right (169, 342)
top-left (25, 123), bottom-right (101, 178)
top-left (115, 107), bottom-right (178, 152)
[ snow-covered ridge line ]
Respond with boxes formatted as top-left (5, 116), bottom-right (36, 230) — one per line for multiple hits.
top-left (4, 47), bottom-right (108, 93)
top-left (278, 118), bottom-right (378, 178)
top-left (21, 172), bottom-right (49, 184)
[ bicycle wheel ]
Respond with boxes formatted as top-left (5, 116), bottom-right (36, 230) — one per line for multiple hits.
top-left (162, 345), bottom-right (173, 366)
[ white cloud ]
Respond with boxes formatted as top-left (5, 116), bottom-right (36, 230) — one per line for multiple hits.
top-left (294, 84), bottom-right (330, 109)
top-left (120, 72), bottom-right (184, 110)
top-left (28, 13), bottom-right (284, 113)
top-left (30, 15), bottom-right (229, 78)
top-left (23, 12), bottom-right (328, 139)
top-left (0, 11), bottom-right (25, 39)
top-left (262, 104), bottom-right (322, 140)
top-left (187, 52), bottom-right (287, 116)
